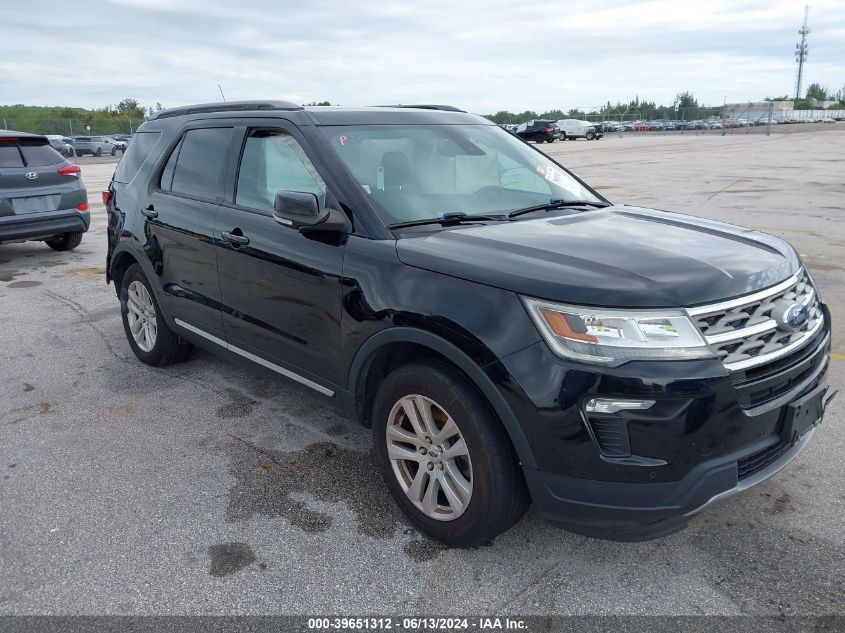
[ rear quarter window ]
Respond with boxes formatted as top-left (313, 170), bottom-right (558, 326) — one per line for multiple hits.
top-left (113, 131), bottom-right (162, 183)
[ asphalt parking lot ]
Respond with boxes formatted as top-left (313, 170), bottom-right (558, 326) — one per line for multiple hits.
top-left (1, 127), bottom-right (844, 616)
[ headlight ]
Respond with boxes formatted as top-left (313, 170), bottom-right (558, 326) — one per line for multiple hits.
top-left (523, 298), bottom-right (713, 365)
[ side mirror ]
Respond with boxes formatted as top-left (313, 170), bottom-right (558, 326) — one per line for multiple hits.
top-left (273, 190), bottom-right (351, 234)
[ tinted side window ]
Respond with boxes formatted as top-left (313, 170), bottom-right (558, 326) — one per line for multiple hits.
top-left (235, 130), bottom-right (326, 213)
top-left (114, 131), bottom-right (161, 183)
top-left (170, 128), bottom-right (232, 200)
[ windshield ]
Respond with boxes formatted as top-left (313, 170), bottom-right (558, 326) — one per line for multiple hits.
top-left (319, 124), bottom-right (602, 226)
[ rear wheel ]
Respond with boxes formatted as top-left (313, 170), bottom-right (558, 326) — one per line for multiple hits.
top-left (372, 360), bottom-right (529, 547)
top-left (120, 264), bottom-right (192, 366)
top-left (46, 231), bottom-right (83, 252)
top-left (559, 132), bottom-right (567, 141)
top-left (94, 148), bottom-right (102, 157)
top-left (75, 150), bottom-right (83, 157)
top-left (110, 147), bottom-right (117, 156)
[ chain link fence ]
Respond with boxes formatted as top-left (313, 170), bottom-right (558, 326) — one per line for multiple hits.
top-left (0, 117), bottom-right (141, 137)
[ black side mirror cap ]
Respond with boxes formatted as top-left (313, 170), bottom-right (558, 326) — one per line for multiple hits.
top-left (273, 190), bottom-right (351, 234)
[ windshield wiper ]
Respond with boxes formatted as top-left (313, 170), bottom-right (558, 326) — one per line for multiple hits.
top-left (388, 212), bottom-right (510, 230)
top-left (506, 199), bottom-right (610, 219)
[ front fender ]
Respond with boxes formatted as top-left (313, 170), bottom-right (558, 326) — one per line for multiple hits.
top-left (346, 326), bottom-right (537, 469)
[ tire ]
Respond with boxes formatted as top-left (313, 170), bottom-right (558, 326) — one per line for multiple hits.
top-left (586, 130), bottom-right (596, 140)
top-left (546, 138), bottom-right (554, 143)
top-left (46, 231), bottom-right (83, 252)
top-left (559, 132), bottom-right (566, 141)
top-left (75, 150), bottom-right (83, 157)
top-left (535, 137), bottom-right (544, 144)
top-left (372, 360), bottom-right (529, 547)
top-left (119, 263), bottom-right (192, 366)
top-left (95, 148), bottom-right (102, 157)
top-left (111, 147), bottom-right (117, 156)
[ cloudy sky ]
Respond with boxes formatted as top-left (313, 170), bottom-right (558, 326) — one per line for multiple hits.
top-left (1, 0), bottom-right (843, 113)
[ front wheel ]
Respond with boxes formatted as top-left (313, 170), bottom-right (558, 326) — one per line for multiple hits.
top-left (94, 148), bottom-right (102, 157)
top-left (586, 130), bottom-right (596, 140)
top-left (372, 360), bottom-right (529, 547)
top-left (75, 150), bottom-right (83, 157)
top-left (120, 264), bottom-right (192, 366)
top-left (46, 231), bottom-right (83, 251)
top-left (111, 147), bottom-right (117, 156)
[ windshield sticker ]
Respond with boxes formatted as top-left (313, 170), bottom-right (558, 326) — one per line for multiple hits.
top-left (537, 164), bottom-right (565, 185)
top-left (339, 135), bottom-right (348, 146)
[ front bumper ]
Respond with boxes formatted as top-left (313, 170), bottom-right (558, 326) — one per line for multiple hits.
top-left (496, 305), bottom-right (832, 539)
top-left (0, 209), bottom-right (91, 242)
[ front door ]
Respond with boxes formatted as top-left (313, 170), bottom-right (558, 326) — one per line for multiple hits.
top-left (214, 124), bottom-right (345, 388)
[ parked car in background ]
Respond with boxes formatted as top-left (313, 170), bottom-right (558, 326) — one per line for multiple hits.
top-left (663, 122), bottom-right (676, 131)
top-left (600, 122), bottom-right (620, 133)
top-left (106, 137), bottom-right (128, 152)
top-left (755, 117), bottom-right (778, 126)
top-left (0, 131), bottom-right (89, 251)
top-left (709, 121), bottom-right (723, 129)
top-left (45, 135), bottom-right (74, 157)
top-left (555, 119), bottom-right (602, 140)
top-left (73, 136), bottom-right (118, 157)
top-left (820, 117), bottom-right (836, 124)
top-left (515, 120), bottom-right (557, 143)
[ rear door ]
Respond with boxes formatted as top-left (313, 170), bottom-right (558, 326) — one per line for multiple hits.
top-left (213, 121), bottom-right (345, 386)
top-left (142, 124), bottom-right (234, 338)
top-left (0, 137), bottom-right (77, 216)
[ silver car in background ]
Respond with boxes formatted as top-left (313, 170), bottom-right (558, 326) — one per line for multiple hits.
top-left (72, 135), bottom-right (118, 157)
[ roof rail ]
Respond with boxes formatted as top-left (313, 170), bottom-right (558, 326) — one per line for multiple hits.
top-left (377, 104), bottom-right (466, 113)
top-left (149, 100), bottom-right (304, 120)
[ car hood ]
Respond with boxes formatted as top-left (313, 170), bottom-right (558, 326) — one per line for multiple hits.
top-left (395, 205), bottom-right (800, 308)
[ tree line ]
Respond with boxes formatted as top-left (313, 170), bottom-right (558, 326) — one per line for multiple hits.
top-left (3, 86), bottom-right (844, 135)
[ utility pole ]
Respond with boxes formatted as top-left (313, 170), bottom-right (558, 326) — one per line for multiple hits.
top-left (794, 5), bottom-right (810, 99)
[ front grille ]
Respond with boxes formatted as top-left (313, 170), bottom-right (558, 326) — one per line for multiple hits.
top-left (688, 270), bottom-right (823, 372)
top-left (737, 440), bottom-right (790, 479)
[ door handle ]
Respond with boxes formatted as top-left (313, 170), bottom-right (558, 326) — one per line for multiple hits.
top-left (142, 205), bottom-right (158, 219)
top-left (222, 230), bottom-right (250, 246)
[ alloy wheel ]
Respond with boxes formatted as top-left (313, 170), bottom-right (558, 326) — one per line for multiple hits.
top-left (386, 395), bottom-right (473, 521)
top-left (126, 280), bottom-right (157, 352)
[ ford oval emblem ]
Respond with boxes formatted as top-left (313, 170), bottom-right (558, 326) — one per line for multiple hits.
top-left (25, 171), bottom-right (38, 180)
top-left (776, 302), bottom-right (809, 331)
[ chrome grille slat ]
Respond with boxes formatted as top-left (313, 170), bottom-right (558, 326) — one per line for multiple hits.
top-left (688, 270), bottom-right (823, 372)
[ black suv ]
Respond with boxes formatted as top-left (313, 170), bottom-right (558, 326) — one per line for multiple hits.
top-left (105, 101), bottom-right (832, 546)
top-left (1, 132), bottom-right (89, 251)
top-left (515, 119), bottom-right (557, 144)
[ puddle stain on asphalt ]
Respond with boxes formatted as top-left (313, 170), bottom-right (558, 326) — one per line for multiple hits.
top-left (23, 383), bottom-right (35, 392)
top-left (7, 280), bottom-right (42, 288)
top-left (226, 437), bottom-right (406, 540)
top-left (4, 402), bottom-right (53, 424)
top-left (216, 390), bottom-right (256, 419)
top-left (208, 542), bottom-right (256, 577)
top-left (97, 403), bottom-right (138, 420)
top-left (685, 482), bottom-right (845, 614)
top-left (62, 266), bottom-right (106, 280)
top-left (403, 539), bottom-right (447, 562)
top-left (0, 271), bottom-right (19, 282)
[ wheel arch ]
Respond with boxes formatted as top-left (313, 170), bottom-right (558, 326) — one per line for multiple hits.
top-left (347, 327), bottom-right (536, 468)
